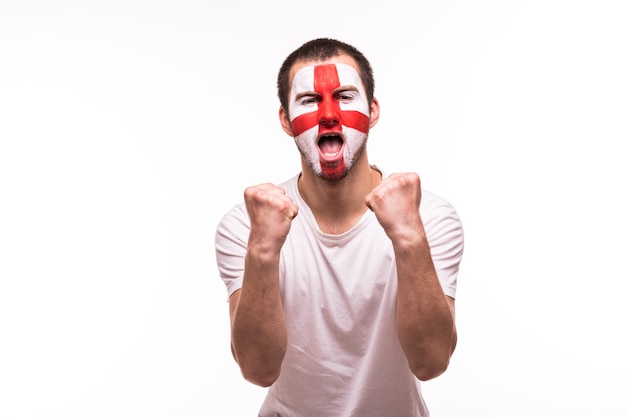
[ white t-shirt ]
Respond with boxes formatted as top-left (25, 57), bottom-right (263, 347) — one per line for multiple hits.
top-left (215, 172), bottom-right (464, 417)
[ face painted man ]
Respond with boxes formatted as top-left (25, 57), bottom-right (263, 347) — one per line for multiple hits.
top-left (218, 38), bottom-right (463, 417)
top-left (280, 55), bottom-right (379, 180)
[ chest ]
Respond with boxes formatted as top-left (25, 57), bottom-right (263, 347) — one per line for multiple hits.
top-left (279, 220), bottom-right (397, 328)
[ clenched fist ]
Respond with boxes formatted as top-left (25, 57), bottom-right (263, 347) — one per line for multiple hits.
top-left (244, 183), bottom-right (299, 255)
top-left (365, 173), bottom-right (424, 244)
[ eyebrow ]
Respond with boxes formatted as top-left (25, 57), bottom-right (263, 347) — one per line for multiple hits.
top-left (334, 86), bottom-right (358, 94)
top-left (294, 91), bottom-right (319, 101)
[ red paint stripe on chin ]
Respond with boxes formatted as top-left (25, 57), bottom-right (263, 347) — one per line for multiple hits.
top-left (321, 160), bottom-right (346, 178)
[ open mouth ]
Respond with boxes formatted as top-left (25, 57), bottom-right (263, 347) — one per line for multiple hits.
top-left (317, 134), bottom-right (344, 160)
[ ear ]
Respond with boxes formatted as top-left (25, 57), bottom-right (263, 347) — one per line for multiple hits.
top-left (279, 107), bottom-right (294, 136)
top-left (368, 97), bottom-right (380, 129)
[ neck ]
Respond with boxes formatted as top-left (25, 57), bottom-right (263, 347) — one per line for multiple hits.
top-left (298, 152), bottom-right (381, 234)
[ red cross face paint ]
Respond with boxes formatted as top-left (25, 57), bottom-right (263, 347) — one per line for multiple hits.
top-left (289, 63), bottom-right (371, 180)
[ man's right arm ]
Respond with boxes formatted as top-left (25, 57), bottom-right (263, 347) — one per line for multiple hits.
top-left (228, 183), bottom-right (298, 387)
top-left (229, 248), bottom-right (287, 387)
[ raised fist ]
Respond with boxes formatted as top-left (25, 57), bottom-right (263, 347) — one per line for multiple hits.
top-left (244, 183), bottom-right (299, 254)
top-left (365, 173), bottom-right (423, 242)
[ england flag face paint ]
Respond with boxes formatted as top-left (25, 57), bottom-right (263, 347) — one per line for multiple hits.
top-left (288, 63), bottom-right (371, 180)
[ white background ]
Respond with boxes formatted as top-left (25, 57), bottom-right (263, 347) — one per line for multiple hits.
top-left (1, 1), bottom-right (625, 416)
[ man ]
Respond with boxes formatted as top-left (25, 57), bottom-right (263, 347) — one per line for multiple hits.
top-left (215, 38), bottom-right (464, 416)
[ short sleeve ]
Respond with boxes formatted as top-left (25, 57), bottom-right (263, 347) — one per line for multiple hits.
top-left (214, 202), bottom-right (250, 301)
top-left (420, 192), bottom-right (464, 299)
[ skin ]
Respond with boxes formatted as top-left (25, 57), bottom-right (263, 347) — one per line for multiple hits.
top-left (229, 54), bottom-right (457, 387)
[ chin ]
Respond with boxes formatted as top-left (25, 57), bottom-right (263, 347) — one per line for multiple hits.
top-left (319, 161), bottom-right (348, 180)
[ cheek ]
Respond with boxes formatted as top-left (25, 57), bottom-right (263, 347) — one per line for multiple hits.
top-left (290, 108), bottom-right (319, 137)
top-left (294, 128), bottom-right (318, 152)
top-left (344, 129), bottom-right (367, 154)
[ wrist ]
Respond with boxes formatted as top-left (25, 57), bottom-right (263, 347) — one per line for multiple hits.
top-left (246, 241), bottom-right (282, 265)
top-left (390, 229), bottom-right (429, 254)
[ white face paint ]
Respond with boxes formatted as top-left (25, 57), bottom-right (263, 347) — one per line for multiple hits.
top-left (288, 63), bottom-right (370, 179)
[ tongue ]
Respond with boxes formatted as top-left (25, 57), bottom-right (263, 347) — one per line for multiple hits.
top-left (319, 137), bottom-right (342, 157)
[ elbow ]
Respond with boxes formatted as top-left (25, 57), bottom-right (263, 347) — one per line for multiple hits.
top-left (409, 357), bottom-right (450, 381)
top-left (231, 339), bottom-right (286, 388)
top-left (241, 367), bottom-right (281, 387)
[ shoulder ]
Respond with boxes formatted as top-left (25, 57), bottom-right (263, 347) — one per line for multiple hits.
top-left (277, 173), bottom-right (301, 199)
top-left (420, 189), bottom-right (463, 231)
top-left (420, 189), bottom-right (464, 266)
top-left (215, 201), bottom-right (249, 248)
top-left (421, 189), bottom-right (459, 215)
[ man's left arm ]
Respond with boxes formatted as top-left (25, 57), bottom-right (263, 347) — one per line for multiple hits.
top-left (393, 232), bottom-right (457, 381)
top-left (365, 172), bottom-right (460, 381)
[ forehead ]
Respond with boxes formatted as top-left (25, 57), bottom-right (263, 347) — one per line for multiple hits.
top-left (289, 54), bottom-right (362, 89)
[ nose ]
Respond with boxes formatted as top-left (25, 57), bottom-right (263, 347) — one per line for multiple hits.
top-left (318, 99), bottom-right (339, 126)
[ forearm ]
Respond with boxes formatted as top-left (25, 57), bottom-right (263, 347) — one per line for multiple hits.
top-left (394, 234), bottom-right (456, 381)
top-left (231, 249), bottom-right (287, 387)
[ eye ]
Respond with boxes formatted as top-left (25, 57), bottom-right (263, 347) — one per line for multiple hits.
top-left (299, 95), bottom-right (320, 105)
top-left (336, 91), bottom-right (356, 102)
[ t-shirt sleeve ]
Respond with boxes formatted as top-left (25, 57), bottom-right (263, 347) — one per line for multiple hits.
top-left (214, 202), bottom-right (250, 302)
top-left (421, 193), bottom-right (464, 299)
